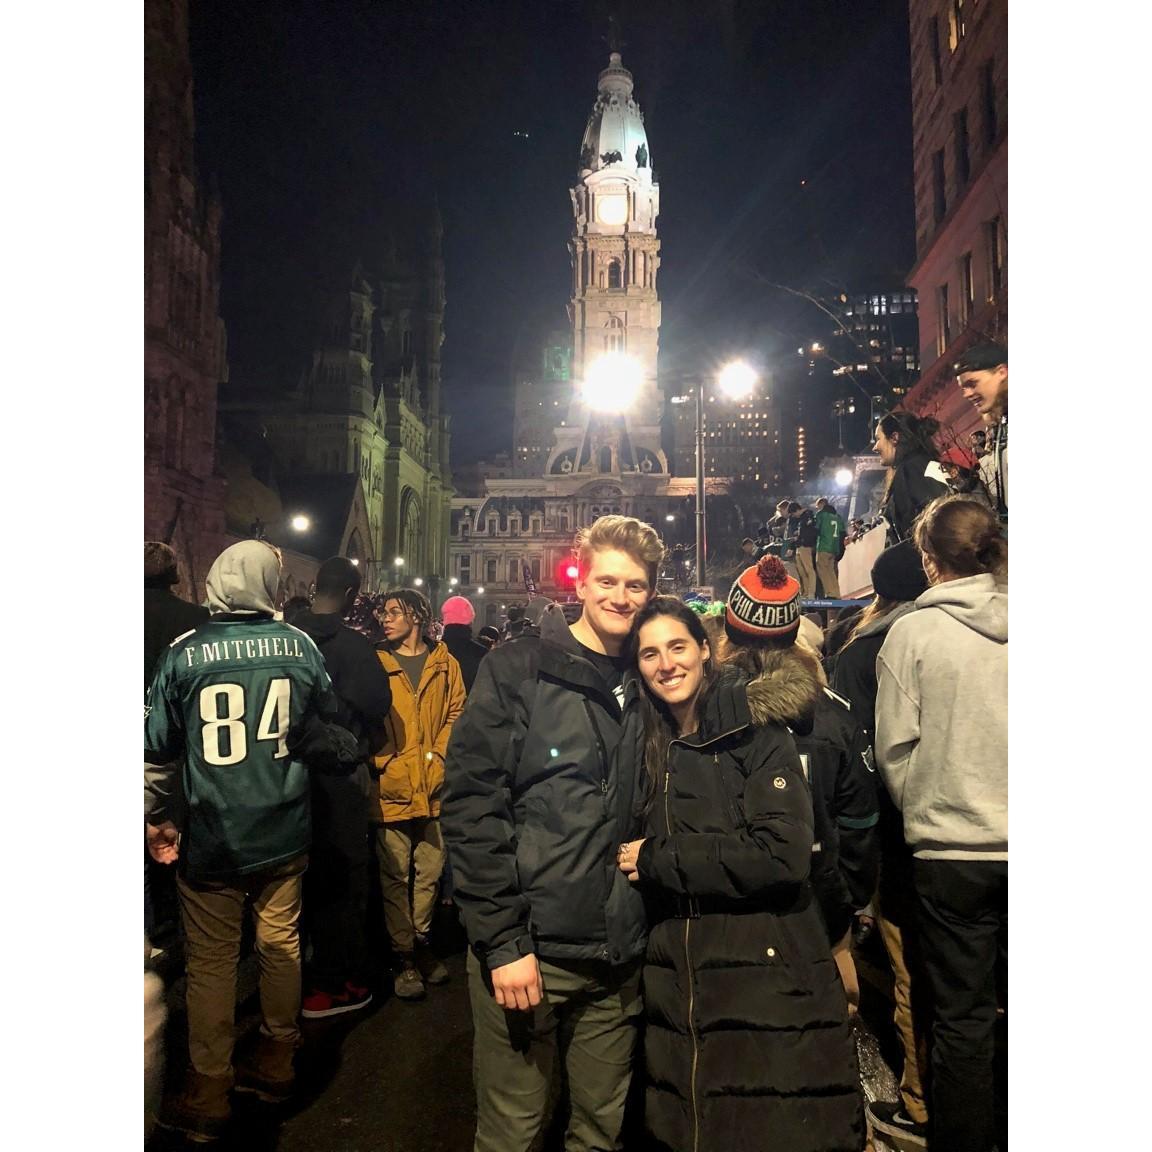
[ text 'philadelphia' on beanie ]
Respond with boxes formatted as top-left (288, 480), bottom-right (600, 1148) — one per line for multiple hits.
top-left (724, 555), bottom-right (801, 646)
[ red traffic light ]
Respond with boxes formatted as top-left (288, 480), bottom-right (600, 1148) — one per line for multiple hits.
top-left (556, 559), bottom-right (580, 587)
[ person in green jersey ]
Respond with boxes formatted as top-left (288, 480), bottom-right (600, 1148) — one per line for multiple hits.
top-left (145, 539), bottom-right (341, 1144)
top-left (815, 497), bottom-right (847, 600)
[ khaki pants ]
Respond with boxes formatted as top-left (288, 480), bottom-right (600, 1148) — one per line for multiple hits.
top-left (375, 818), bottom-right (445, 955)
top-left (877, 906), bottom-right (932, 1125)
top-left (816, 551), bottom-right (841, 598)
top-left (177, 853), bottom-right (307, 1080)
top-left (795, 546), bottom-right (817, 599)
top-left (467, 951), bottom-right (642, 1152)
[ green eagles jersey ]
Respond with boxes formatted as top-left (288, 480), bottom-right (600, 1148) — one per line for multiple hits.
top-left (145, 617), bottom-right (335, 880)
top-left (815, 507), bottom-right (845, 554)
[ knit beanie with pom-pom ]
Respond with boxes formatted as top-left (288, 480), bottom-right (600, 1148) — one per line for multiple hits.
top-left (724, 555), bottom-right (802, 647)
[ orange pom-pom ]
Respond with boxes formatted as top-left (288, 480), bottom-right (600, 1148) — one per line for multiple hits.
top-left (755, 555), bottom-right (789, 588)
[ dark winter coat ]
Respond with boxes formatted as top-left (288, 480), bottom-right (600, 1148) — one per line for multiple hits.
top-left (291, 610), bottom-right (393, 759)
top-left (831, 604), bottom-right (919, 921)
top-left (440, 622), bottom-right (489, 693)
top-left (636, 671), bottom-right (864, 1152)
top-left (794, 508), bottom-right (818, 548)
top-left (881, 451), bottom-right (950, 543)
top-left (442, 603), bottom-right (648, 971)
top-left (144, 586), bottom-right (208, 692)
top-left (742, 645), bottom-right (880, 944)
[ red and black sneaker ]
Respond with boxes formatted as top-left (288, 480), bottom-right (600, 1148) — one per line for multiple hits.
top-left (301, 982), bottom-right (374, 1019)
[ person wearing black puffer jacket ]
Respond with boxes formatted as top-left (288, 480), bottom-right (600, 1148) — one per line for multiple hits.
top-left (711, 561), bottom-right (879, 1017)
top-left (618, 595), bottom-right (864, 1152)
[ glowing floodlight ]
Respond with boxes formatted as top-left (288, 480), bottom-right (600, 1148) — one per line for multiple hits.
top-left (835, 468), bottom-right (853, 487)
top-left (717, 360), bottom-right (758, 401)
top-left (582, 353), bottom-right (642, 413)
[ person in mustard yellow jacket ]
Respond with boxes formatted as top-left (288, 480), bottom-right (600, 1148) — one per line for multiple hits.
top-left (373, 588), bottom-right (466, 1001)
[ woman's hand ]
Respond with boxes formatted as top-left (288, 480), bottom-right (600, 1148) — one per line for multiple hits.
top-left (616, 838), bottom-right (646, 882)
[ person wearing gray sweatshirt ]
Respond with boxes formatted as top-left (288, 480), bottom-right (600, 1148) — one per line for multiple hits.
top-left (875, 496), bottom-right (1007, 1152)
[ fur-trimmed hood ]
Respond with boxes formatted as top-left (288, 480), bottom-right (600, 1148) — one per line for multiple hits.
top-left (742, 643), bottom-right (824, 732)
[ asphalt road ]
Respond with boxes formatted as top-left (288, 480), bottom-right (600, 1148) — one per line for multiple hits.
top-left (146, 907), bottom-right (915, 1152)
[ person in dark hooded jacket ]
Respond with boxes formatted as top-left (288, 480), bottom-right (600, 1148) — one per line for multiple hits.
top-left (291, 557), bottom-right (393, 1019)
top-left (617, 593), bottom-right (864, 1152)
top-left (832, 539), bottom-right (934, 1146)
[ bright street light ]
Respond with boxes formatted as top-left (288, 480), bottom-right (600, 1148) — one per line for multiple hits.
top-left (449, 577), bottom-right (459, 587)
top-left (350, 558), bottom-right (360, 567)
top-left (665, 514), bottom-right (675, 523)
top-left (835, 468), bottom-right (854, 487)
top-left (716, 360), bottom-right (758, 400)
top-left (413, 577), bottom-right (424, 587)
top-left (581, 352), bottom-right (643, 413)
top-left (477, 586), bottom-right (485, 595)
top-left (290, 514), bottom-right (311, 532)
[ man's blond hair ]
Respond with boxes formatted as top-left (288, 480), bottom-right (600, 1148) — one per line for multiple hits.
top-left (574, 515), bottom-right (665, 590)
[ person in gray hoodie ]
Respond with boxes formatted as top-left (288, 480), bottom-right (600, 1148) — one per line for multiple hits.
top-left (875, 496), bottom-right (1007, 1152)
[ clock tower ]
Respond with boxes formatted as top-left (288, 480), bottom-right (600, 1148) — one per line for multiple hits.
top-left (554, 51), bottom-right (666, 478)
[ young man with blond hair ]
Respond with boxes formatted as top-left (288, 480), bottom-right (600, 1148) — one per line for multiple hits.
top-left (443, 515), bottom-right (664, 1152)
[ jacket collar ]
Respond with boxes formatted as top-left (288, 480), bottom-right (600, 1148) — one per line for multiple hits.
top-left (537, 603), bottom-right (634, 712)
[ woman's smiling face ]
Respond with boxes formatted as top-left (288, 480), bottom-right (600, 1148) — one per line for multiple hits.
top-left (636, 615), bottom-right (710, 722)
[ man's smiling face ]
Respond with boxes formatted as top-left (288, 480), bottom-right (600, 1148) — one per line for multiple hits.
top-left (574, 548), bottom-right (651, 651)
top-left (958, 363), bottom-right (1008, 417)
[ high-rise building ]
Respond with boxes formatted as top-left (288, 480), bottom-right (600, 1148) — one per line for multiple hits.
top-left (902, 0), bottom-right (1007, 435)
top-left (144, 0), bottom-right (227, 598)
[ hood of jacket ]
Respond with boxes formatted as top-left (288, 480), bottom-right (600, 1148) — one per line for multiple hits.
top-left (742, 643), bottom-right (824, 732)
top-left (851, 599), bottom-right (918, 641)
top-left (205, 541), bottom-right (281, 616)
top-left (291, 609), bottom-right (342, 642)
top-left (915, 573), bottom-right (1007, 642)
top-left (441, 623), bottom-right (475, 644)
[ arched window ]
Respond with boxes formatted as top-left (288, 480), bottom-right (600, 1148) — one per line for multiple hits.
top-left (604, 316), bottom-right (625, 354)
top-left (607, 259), bottom-right (622, 289)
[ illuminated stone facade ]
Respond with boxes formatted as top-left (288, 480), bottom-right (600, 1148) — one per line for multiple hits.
top-left (903, 0), bottom-right (1007, 436)
top-left (144, 0), bottom-right (227, 600)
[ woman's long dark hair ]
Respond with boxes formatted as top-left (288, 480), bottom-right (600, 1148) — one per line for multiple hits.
top-left (625, 597), bottom-right (719, 812)
top-left (878, 411), bottom-right (941, 463)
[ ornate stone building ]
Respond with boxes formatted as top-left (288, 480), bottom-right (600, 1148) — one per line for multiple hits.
top-left (144, 0), bottom-right (227, 599)
top-left (229, 210), bottom-right (454, 594)
top-left (902, 0), bottom-right (1007, 436)
top-left (449, 51), bottom-right (714, 625)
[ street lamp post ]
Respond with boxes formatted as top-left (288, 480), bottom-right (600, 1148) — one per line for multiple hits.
top-left (692, 360), bottom-right (759, 589)
top-left (695, 383), bottom-right (706, 586)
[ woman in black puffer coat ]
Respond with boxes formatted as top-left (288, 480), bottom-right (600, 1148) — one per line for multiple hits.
top-left (617, 597), bottom-right (864, 1152)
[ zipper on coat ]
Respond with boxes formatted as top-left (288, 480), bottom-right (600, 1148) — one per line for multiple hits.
top-left (685, 917), bottom-right (700, 1152)
top-left (583, 697), bottom-right (610, 796)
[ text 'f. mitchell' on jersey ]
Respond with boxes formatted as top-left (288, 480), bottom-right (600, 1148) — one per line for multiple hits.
top-left (145, 617), bottom-right (336, 881)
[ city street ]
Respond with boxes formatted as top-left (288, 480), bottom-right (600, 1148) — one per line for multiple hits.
top-left (147, 907), bottom-right (924, 1152)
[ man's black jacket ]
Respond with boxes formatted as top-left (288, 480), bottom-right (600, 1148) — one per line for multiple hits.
top-left (291, 610), bottom-right (392, 759)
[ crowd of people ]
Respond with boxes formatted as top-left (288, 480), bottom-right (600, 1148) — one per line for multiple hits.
top-left (144, 345), bottom-right (1008, 1151)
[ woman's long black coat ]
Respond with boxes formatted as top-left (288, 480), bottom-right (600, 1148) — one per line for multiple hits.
top-left (635, 675), bottom-right (864, 1152)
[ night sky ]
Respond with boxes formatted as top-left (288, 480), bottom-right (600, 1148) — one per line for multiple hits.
top-left (189, 0), bottom-right (914, 461)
